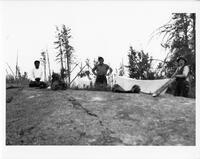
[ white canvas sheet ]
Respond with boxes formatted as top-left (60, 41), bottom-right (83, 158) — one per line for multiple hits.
top-left (113, 76), bottom-right (170, 94)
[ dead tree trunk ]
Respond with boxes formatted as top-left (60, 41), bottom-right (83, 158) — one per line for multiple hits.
top-left (67, 54), bottom-right (71, 87)
top-left (46, 49), bottom-right (51, 82)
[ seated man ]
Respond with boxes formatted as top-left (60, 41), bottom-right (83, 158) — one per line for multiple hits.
top-left (92, 57), bottom-right (113, 89)
top-left (29, 60), bottom-right (48, 89)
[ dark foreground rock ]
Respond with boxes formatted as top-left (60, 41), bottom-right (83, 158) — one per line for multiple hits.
top-left (6, 88), bottom-right (195, 145)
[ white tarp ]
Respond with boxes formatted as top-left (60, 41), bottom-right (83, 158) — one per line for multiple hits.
top-left (113, 76), bottom-right (170, 94)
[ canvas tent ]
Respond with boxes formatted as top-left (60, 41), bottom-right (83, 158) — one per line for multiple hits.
top-left (113, 76), bottom-right (170, 95)
top-left (71, 76), bottom-right (95, 89)
top-left (71, 76), bottom-right (113, 89)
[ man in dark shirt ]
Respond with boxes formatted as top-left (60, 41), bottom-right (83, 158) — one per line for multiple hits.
top-left (92, 57), bottom-right (113, 89)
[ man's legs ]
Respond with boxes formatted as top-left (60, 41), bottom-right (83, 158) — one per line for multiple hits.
top-left (95, 75), bottom-right (107, 89)
top-left (174, 80), bottom-right (189, 97)
top-left (102, 76), bottom-right (107, 87)
top-left (95, 76), bottom-right (101, 88)
top-left (29, 80), bottom-right (48, 88)
top-left (39, 81), bottom-right (48, 89)
top-left (174, 81), bottom-right (181, 96)
top-left (182, 80), bottom-right (189, 97)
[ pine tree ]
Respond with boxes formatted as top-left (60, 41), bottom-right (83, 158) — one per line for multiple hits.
top-left (127, 46), bottom-right (154, 79)
top-left (61, 25), bottom-right (74, 85)
top-left (54, 25), bottom-right (74, 85)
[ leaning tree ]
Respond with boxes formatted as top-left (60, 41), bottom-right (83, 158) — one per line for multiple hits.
top-left (153, 13), bottom-right (195, 79)
top-left (152, 13), bottom-right (196, 97)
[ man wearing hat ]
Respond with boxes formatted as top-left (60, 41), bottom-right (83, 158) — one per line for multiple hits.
top-left (92, 57), bottom-right (113, 89)
top-left (29, 60), bottom-right (48, 88)
top-left (173, 56), bottom-right (190, 97)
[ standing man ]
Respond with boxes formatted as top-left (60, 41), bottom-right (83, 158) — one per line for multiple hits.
top-left (29, 60), bottom-right (48, 88)
top-left (173, 56), bottom-right (190, 97)
top-left (92, 57), bottom-right (113, 89)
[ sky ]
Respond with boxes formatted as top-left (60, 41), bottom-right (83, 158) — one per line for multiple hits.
top-left (0, 1), bottom-right (198, 79)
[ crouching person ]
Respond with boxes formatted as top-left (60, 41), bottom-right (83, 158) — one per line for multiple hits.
top-left (51, 72), bottom-right (67, 90)
top-left (29, 60), bottom-right (48, 89)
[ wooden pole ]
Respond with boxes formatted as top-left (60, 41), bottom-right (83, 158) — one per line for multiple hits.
top-left (44, 52), bottom-right (47, 82)
top-left (66, 53), bottom-right (71, 85)
top-left (70, 64), bottom-right (87, 86)
top-left (46, 49), bottom-right (51, 81)
top-left (6, 63), bottom-right (15, 77)
top-left (193, 13), bottom-right (196, 55)
top-left (58, 37), bottom-right (64, 80)
top-left (6, 69), bottom-right (9, 75)
top-left (70, 63), bottom-right (79, 74)
top-left (152, 65), bottom-right (179, 97)
top-left (44, 55), bottom-right (47, 82)
top-left (41, 51), bottom-right (47, 82)
top-left (15, 52), bottom-right (18, 79)
top-left (86, 61), bottom-right (93, 70)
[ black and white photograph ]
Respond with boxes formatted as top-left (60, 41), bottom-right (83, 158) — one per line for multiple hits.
top-left (0, 0), bottom-right (199, 159)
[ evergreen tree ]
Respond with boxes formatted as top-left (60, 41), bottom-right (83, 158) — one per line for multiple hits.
top-left (61, 25), bottom-right (74, 85)
top-left (127, 46), bottom-right (154, 79)
top-left (54, 25), bottom-right (74, 85)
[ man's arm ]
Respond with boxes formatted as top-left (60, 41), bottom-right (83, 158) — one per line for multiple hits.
top-left (92, 66), bottom-right (97, 76)
top-left (183, 65), bottom-right (189, 77)
top-left (109, 66), bottom-right (113, 75)
top-left (176, 66), bottom-right (189, 78)
top-left (107, 65), bottom-right (113, 76)
top-left (171, 68), bottom-right (178, 78)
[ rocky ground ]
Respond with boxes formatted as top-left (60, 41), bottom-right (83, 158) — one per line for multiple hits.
top-left (6, 87), bottom-right (195, 145)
